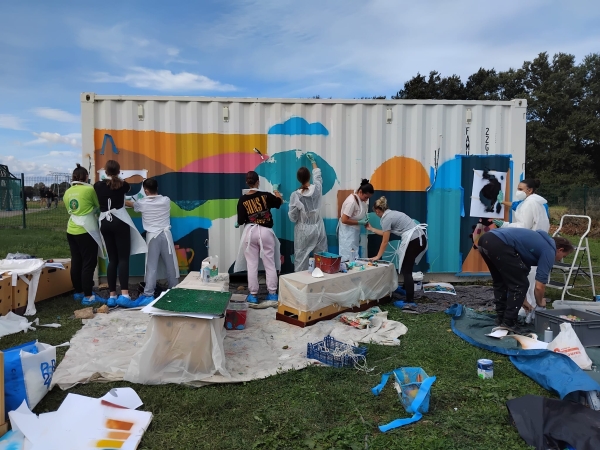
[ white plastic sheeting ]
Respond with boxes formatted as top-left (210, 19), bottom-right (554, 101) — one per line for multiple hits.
top-left (279, 263), bottom-right (397, 312)
top-left (0, 259), bottom-right (45, 316)
top-left (52, 308), bottom-right (407, 389)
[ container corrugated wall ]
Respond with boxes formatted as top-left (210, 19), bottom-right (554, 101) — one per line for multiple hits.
top-left (81, 95), bottom-right (526, 279)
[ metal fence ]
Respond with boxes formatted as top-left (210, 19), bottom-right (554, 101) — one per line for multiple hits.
top-left (538, 185), bottom-right (600, 220)
top-left (0, 172), bottom-right (71, 230)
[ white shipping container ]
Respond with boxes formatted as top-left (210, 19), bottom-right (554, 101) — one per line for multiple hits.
top-left (81, 94), bottom-right (526, 280)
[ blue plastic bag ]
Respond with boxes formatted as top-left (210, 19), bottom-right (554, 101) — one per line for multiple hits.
top-left (4, 341), bottom-right (38, 419)
top-left (372, 367), bottom-right (436, 432)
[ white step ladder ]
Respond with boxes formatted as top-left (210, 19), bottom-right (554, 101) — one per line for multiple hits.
top-left (548, 215), bottom-right (596, 301)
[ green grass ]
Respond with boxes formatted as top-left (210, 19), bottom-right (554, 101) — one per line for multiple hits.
top-left (0, 204), bottom-right (68, 230)
top-left (2, 229), bottom-right (596, 449)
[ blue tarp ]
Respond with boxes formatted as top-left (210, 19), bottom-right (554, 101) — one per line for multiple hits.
top-left (445, 304), bottom-right (600, 399)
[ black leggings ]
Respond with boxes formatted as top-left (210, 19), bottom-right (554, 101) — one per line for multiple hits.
top-left (100, 217), bottom-right (131, 292)
top-left (401, 236), bottom-right (428, 302)
top-left (478, 233), bottom-right (529, 324)
top-left (67, 232), bottom-right (98, 297)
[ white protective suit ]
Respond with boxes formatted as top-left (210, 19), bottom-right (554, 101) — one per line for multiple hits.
top-left (337, 193), bottom-right (369, 262)
top-left (288, 168), bottom-right (328, 271)
top-left (501, 193), bottom-right (550, 314)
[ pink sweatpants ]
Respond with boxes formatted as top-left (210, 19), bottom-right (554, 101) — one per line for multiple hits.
top-left (244, 226), bottom-right (278, 295)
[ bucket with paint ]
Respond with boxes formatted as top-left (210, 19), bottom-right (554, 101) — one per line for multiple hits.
top-left (315, 252), bottom-right (342, 274)
top-left (477, 359), bottom-right (494, 379)
top-left (308, 257), bottom-right (315, 274)
top-left (225, 299), bottom-right (248, 330)
top-left (413, 272), bottom-right (424, 291)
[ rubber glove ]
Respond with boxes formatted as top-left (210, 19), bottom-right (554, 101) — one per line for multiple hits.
top-left (358, 217), bottom-right (369, 226)
top-left (272, 183), bottom-right (281, 192)
top-left (492, 219), bottom-right (504, 228)
top-left (305, 152), bottom-right (316, 163)
top-left (497, 190), bottom-right (504, 203)
top-left (234, 222), bottom-right (239, 228)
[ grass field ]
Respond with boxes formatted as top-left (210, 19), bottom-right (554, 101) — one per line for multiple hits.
top-left (0, 228), bottom-right (598, 449)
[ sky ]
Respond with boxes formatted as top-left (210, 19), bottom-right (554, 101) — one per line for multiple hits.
top-left (1, 0), bottom-right (599, 176)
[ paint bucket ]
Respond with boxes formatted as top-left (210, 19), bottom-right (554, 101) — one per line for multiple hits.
top-left (413, 272), bottom-right (424, 292)
top-left (225, 300), bottom-right (248, 330)
top-left (308, 257), bottom-right (315, 274)
top-left (315, 252), bottom-right (342, 274)
top-left (477, 359), bottom-right (494, 379)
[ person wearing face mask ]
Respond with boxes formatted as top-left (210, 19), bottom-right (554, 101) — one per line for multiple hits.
top-left (494, 179), bottom-right (550, 317)
top-left (338, 179), bottom-right (374, 262)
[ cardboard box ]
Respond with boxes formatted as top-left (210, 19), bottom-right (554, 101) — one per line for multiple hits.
top-left (35, 260), bottom-right (73, 302)
top-left (0, 276), bottom-right (12, 317)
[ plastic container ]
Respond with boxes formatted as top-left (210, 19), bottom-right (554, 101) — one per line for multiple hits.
top-left (477, 359), bottom-right (494, 379)
top-left (308, 257), bottom-right (315, 274)
top-left (225, 300), bottom-right (248, 330)
top-left (307, 335), bottom-right (367, 368)
top-left (535, 308), bottom-right (600, 347)
top-left (413, 272), bottom-right (424, 292)
top-left (392, 367), bottom-right (432, 412)
top-left (314, 252), bottom-right (342, 275)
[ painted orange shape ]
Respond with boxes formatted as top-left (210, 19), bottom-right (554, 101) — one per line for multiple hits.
top-left (107, 431), bottom-right (131, 440)
top-left (370, 156), bottom-right (429, 192)
top-left (106, 419), bottom-right (134, 431)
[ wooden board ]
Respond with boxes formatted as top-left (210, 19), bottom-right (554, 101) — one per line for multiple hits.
top-left (276, 296), bottom-right (392, 328)
top-left (0, 352), bottom-right (8, 437)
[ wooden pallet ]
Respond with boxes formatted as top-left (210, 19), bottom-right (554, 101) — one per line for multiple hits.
top-left (276, 296), bottom-right (392, 328)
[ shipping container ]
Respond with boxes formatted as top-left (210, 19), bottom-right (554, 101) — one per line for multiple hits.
top-left (81, 94), bottom-right (527, 280)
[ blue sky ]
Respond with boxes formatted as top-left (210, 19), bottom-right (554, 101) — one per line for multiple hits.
top-left (1, 0), bottom-right (599, 175)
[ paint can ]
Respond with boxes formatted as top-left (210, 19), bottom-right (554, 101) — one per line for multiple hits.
top-left (413, 272), bottom-right (424, 291)
top-left (308, 257), bottom-right (315, 274)
top-left (477, 359), bottom-right (494, 379)
top-left (544, 327), bottom-right (554, 343)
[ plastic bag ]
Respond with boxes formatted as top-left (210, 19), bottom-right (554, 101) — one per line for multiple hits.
top-left (371, 367), bottom-right (436, 432)
top-left (548, 323), bottom-right (593, 370)
top-left (5, 253), bottom-right (34, 260)
top-left (4, 341), bottom-right (56, 418)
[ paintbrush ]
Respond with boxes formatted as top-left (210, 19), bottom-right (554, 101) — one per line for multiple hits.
top-left (253, 148), bottom-right (265, 160)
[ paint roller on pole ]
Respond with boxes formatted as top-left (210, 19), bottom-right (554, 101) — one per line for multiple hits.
top-left (253, 148), bottom-right (265, 160)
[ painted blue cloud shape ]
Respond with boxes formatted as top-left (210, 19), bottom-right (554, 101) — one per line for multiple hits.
top-left (268, 117), bottom-right (329, 136)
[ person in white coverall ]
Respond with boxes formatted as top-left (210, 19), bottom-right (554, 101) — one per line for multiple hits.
top-left (288, 153), bottom-right (328, 271)
top-left (494, 178), bottom-right (550, 319)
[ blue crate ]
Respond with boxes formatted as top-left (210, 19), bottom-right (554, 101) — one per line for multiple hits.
top-left (306, 335), bottom-right (367, 368)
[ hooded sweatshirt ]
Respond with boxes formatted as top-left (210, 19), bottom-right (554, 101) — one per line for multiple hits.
top-left (490, 228), bottom-right (556, 283)
top-left (503, 193), bottom-right (550, 232)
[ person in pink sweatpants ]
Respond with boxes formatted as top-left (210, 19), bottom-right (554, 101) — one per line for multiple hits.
top-left (234, 171), bottom-right (283, 304)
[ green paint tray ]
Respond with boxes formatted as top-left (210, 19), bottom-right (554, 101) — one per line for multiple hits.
top-left (153, 288), bottom-right (231, 316)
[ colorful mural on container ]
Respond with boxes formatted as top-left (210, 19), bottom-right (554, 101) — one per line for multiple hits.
top-left (95, 116), bottom-right (513, 277)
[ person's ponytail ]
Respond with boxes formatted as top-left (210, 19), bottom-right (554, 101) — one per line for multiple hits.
top-left (104, 160), bottom-right (123, 190)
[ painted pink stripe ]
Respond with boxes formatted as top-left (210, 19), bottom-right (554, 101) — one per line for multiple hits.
top-left (179, 153), bottom-right (269, 173)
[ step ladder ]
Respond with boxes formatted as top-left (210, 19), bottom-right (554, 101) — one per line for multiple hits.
top-left (548, 215), bottom-right (596, 301)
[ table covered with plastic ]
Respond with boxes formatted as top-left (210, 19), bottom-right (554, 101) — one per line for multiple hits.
top-left (279, 263), bottom-right (397, 313)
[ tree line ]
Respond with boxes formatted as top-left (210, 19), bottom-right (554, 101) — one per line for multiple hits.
top-left (363, 52), bottom-right (600, 188)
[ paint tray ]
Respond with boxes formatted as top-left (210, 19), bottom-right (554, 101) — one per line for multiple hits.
top-left (152, 288), bottom-right (231, 316)
top-left (314, 252), bottom-right (342, 274)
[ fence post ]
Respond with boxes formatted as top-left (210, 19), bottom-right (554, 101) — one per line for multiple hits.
top-left (21, 173), bottom-right (26, 229)
top-left (583, 185), bottom-right (588, 215)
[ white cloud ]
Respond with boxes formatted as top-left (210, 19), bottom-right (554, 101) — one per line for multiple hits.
top-left (25, 132), bottom-right (81, 148)
top-left (0, 114), bottom-right (26, 130)
top-left (0, 155), bottom-right (78, 176)
top-left (77, 23), bottom-right (181, 64)
top-left (93, 67), bottom-right (235, 92)
top-left (32, 107), bottom-right (79, 123)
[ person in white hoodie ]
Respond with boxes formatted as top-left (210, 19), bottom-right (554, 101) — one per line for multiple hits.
top-left (494, 179), bottom-right (550, 317)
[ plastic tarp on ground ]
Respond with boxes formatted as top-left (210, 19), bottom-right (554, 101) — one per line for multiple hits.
top-left (52, 308), bottom-right (408, 389)
top-left (279, 263), bottom-right (397, 312)
top-left (446, 304), bottom-right (600, 399)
